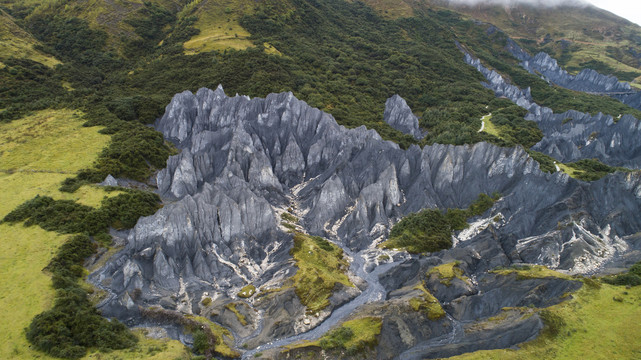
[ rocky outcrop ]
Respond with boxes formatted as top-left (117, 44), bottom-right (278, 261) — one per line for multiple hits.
top-left (383, 95), bottom-right (423, 139)
top-left (507, 39), bottom-right (632, 95)
top-left (462, 48), bottom-right (641, 168)
top-left (91, 86), bottom-right (641, 357)
top-left (506, 38), bottom-right (641, 113)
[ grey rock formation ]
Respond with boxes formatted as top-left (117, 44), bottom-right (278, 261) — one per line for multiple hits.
top-left (100, 174), bottom-right (119, 187)
top-left (91, 86), bottom-right (641, 357)
top-left (383, 95), bottom-right (423, 139)
top-left (505, 39), bottom-right (641, 113)
top-left (462, 48), bottom-right (641, 168)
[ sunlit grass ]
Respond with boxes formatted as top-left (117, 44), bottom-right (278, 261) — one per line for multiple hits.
top-left (0, 223), bottom-right (66, 360)
top-left (286, 316), bottom-right (382, 351)
top-left (0, 109), bottom-right (127, 359)
top-left (290, 232), bottom-right (353, 314)
top-left (490, 264), bottom-right (572, 280)
top-left (0, 11), bottom-right (61, 67)
top-left (182, 0), bottom-right (254, 54)
top-left (479, 114), bottom-right (503, 139)
top-left (448, 283), bottom-right (641, 360)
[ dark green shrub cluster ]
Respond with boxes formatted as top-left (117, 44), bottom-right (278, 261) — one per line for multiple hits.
top-left (1, 191), bottom-right (160, 234)
top-left (602, 261), bottom-right (641, 286)
top-left (240, 0), bottom-right (508, 148)
top-left (525, 150), bottom-right (557, 174)
top-left (26, 234), bottom-right (137, 359)
top-left (61, 119), bottom-right (175, 192)
top-left (191, 329), bottom-right (214, 355)
top-left (565, 158), bottom-right (630, 181)
top-left (319, 327), bottom-right (354, 351)
top-left (312, 236), bottom-right (334, 252)
top-left (384, 193), bottom-right (500, 253)
top-left (4, 189), bottom-right (161, 358)
top-left (0, 58), bottom-right (69, 122)
top-left (539, 309), bottom-right (566, 338)
top-left (123, 1), bottom-right (175, 57)
top-left (1, 196), bottom-right (98, 234)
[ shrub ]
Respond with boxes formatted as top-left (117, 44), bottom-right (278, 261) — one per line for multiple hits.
top-left (201, 297), bottom-right (212, 306)
top-left (192, 329), bottom-right (213, 355)
top-left (539, 310), bottom-right (565, 338)
top-left (603, 273), bottom-right (641, 287)
top-left (319, 326), bottom-right (354, 351)
top-left (384, 193), bottom-right (500, 253)
top-left (26, 234), bottom-right (137, 358)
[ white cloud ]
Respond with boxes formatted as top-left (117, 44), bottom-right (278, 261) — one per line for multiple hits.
top-left (587, 0), bottom-right (641, 26)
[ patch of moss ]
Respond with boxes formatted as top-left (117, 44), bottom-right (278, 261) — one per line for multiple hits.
top-left (238, 284), bottom-right (256, 298)
top-left (427, 262), bottom-right (470, 286)
top-left (290, 232), bottom-right (353, 315)
top-left (201, 297), bottom-right (212, 306)
top-left (225, 303), bottom-right (248, 326)
top-left (182, 315), bottom-right (239, 358)
top-left (287, 317), bottom-right (382, 355)
top-left (409, 283), bottom-right (445, 320)
top-left (382, 193), bottom-right (500, 254)
top-left (280, 212), bottom-right (298, 223)
top-left (491, 264), bottom-right (572, 281)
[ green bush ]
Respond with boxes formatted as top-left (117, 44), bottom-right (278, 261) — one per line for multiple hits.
top-left (603, 273), bottom-right (641, 287)
top-left (1, 191), bottom-right (160, 234)
top-left (3, 190), bottom-right (159, 358)
top-left (319, 326), bottom-right (354, 351)
top-left (192, 329), bottom-right (213, 355)
top-left (384, 193), bottom-right (500, 253)
top-left (26, 234), bottom-right (138, 358)
top-left (565, 158), bottom-right (630, 181)
top-left (539, 309), bottom-right (566, 338)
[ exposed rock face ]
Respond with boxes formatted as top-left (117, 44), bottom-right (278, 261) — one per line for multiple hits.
top-left (91, 86), bottom-right (641, 358)
top-left (505, 39), bottom-right (641, 112)
top-left (507, 39), bottom-right (633, 96)
top-left (383, 95), bottom-right (423, 139)
top-left (462, 48), bottom-right (641, 168)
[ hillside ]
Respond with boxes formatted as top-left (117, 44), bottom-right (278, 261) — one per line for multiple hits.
top-left (1, 0), bottom-right (641, 359)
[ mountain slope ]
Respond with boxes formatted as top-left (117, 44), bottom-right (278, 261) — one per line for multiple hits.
top-left (2, 0), bottom-right (641, 359)
top-left (358, 0), bottom-right (641, 85)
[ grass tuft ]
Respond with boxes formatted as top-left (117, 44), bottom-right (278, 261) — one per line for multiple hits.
top-left (290, 232), bottom-right (353, 314)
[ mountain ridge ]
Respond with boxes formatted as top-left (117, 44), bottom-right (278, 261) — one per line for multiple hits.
top-left (2, 0), bottom-right (641, 358)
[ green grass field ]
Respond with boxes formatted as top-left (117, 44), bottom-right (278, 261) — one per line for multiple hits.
top-left (182, 0), bottom-right (254, 54)
top-left (449, 283), bottom-right (641, 360)
top-left (290, 232), bottom-right (353, 314)
top-left (0, 109), bottom-right (188, 359)
top-left (479, 114), bottom-right (503, 139)
top-left (0, 10), bottom-right (61, 67)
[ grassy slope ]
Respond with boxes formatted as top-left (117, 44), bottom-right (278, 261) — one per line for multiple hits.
top-left (0, 109), bottom-right (188, 359)
top-left (290, 232), bottom-right (353, 314)
top-left (182, 0), bottom-right (254, 54)
top-left (430, 1), bottom-right (641, 80)
top-left (448, 283), bottom-right (641, 360)
top-left (0, 10), bottom-right (60, 67)
top-left (361, 0), bottom-right (641, 84)
top-left (286, 316), bottom-right (382, 352)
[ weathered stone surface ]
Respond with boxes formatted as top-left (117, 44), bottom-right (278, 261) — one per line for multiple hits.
top-left (462, 44), bottom-right (641, 168)
top-left (90, 86), bottom-right (641, 357)
top-left (506, 38), bottom-right (641, 112)
top-left (383, 95), bottom-right (423, 139)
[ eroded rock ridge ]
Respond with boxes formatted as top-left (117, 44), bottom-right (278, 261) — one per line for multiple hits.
top-left (91, 86), bottom-right (641, 358)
